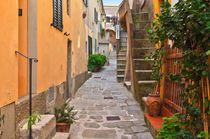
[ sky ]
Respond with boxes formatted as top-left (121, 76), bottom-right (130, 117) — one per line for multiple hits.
top-left (103, 0), bottom-right (123, 6)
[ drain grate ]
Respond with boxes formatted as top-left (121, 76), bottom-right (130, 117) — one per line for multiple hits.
top-left (94, 76), bottom-right (101, 79)
top-left (106, 116), bottom-right (121, 121)
top-left (104, 97), bottom-right (113, 99)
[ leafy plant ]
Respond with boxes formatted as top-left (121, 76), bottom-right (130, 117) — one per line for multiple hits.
top-left (147, 0), bottom-right (210, 137)
top-left (54, 103), bottom-right (77, 124)
top-left (101, 28), bottom-right (105, 37)
top-left (88, 54), bottom-right (107, 71)
top-left (157, 114), bottom-right (196, 139)
top-left (25, 113), bottom-right (41, 131)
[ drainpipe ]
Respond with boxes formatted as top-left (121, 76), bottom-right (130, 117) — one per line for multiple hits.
top-left (15, 51), bottom-right (38, 139)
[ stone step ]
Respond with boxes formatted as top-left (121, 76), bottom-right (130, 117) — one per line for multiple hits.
top-left (117, 54), bottom-right (126, 59)
top-left (121, 46), bottom-right (127, 51)
top-left (135, 70), bottom-right (153, 80)
top-left (134, 30), bottom-right (150, 39)
top-left (133, 59), bottom-right (153, 70)
top-left (117, 69), bottom-right (125, 75)
top-left (132, 48), bottom-right (155, 59)
top-left (141, 97), bottom-right (148, 113)
top-left (117, 75), bottom-right (124, 82)
top-left (134, 39), bottom-right (154, 48)
top-left (133, 12), bottom-right (149, 23)
top-left (117, 64), bottom-right (126, 69)
top-left (121, 42), bottom-right (127, 47)
top-left (119, 50), bottom-right (127, 55)
top-left (124, 81), bottom-right (131, 90)
top-left (138, 81), bottom-right (157, 97)
top-left (134, 21), bottom-right (151, 30)
top-left (117, 59), bottom-right (126, 64)
top-left (52, 132), bottom-right (69, 139)
top-left (120, 37), bottom-right (128, 43)
top-left (120, 32), bottom-right (128, 38)
top-left (20, 115), bottom-right (56, 139)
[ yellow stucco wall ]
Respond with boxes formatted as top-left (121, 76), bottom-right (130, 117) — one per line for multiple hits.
top-left (0, 1), bottom-right (18, 107)
top-left (153, 0), bottom-right (171, 101)
top-left (71, 1), bottom-right (87, 76)
top-left (37, 0), bottom-right (87, 93)
top-left (18, 0), bottom-right (28, 97)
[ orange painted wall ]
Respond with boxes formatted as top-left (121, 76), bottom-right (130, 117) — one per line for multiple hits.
top-left (18, 0), bottom-right (28, 97)
top-left (70, 1), bottom-right (87, 76)
top-left (0, 1), bottom-right (18, 107)
top-left (37, 0), bottom-right (87, 93)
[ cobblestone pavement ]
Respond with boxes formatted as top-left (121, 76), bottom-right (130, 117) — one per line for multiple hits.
top-left (69, 52), bottom-right (153, 139)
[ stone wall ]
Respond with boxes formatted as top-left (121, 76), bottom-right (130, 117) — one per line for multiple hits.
top-left (15, 71), bottom-right (91, 137)
top-left (0, 103), bottom-right (15, 139)
top-left (133, 0), bottom-right (154, 20)
top-left (73, 71), bottom-right (91, 96)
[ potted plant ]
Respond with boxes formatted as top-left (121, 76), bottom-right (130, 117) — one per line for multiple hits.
top-left (144, 44), bottom-right (165, 117)
top-left (146, 83), bottom-right (161, 117)
top-left (88, 54), bottom-right (107, 72)
top-left (54, 103), bottom-right (77, 132)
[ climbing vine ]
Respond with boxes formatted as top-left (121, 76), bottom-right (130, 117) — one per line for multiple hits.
top-left (147, 0), bottom-right (210, 138)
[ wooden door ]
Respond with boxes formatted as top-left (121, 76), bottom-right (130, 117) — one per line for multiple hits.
top-left (66, 39), bottom-right (72, 99)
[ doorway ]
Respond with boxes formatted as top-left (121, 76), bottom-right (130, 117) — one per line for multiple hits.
top-left (88, 36), bottom-right (92, 56)
top-left (66, 39), bottom-right (72, 99)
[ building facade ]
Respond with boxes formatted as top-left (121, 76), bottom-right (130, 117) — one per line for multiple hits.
top-left (84, 0), bottom-right (105, 56)
top-left (0, 0), bottom-right (89, 138)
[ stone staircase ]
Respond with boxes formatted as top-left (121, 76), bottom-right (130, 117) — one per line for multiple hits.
top-left (117, 30), bottom-right (128, 82)
top-left (132, 12), bottom-right (156, 108)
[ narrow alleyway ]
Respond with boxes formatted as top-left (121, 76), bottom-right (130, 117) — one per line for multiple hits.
top-left (69, 51), bottom-right (153, 139)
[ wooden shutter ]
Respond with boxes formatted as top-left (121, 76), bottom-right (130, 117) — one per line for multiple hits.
top-left (53, 0), bottom-right (58, 27)
top-left (52, 0), bottom-right (63, 31)
top-left (57, 0), bottom-right (63, 31)
top-left (67, 0), bottom-right (70, 16)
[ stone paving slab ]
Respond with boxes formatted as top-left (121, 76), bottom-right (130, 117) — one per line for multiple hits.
top-left (69, 52), bottom-right (153, 139)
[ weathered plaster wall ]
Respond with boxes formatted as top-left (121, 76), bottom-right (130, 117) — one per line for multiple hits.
top-left (0, 0), bottom-right (18, 107)
top-left (71, 0), bottom-right (88, 76)
top-left (18, 0), bottom-right (28, 97)
top-left (37, 0), bottom-right (69, 93)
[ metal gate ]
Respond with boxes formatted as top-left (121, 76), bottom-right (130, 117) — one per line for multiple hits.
top-left (163, 45), bottom-right (183, 114)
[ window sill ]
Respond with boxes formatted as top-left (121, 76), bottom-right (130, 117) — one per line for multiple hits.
top-left (51, 23), bottom-right (63, 32)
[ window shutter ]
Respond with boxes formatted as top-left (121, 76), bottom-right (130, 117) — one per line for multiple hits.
top-left (53, 0), bottom-right (58, 27)
top-left (57, 0), bottom-right (63, 31)
top-left (67, 0), bottom-right (70, 16)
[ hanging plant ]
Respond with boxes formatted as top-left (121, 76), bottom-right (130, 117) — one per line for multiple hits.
top-left (100, 28), bottom-right (105, 37)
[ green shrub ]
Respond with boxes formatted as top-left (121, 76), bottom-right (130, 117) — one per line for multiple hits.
top-left (88, 54), bottom-right (107, 71)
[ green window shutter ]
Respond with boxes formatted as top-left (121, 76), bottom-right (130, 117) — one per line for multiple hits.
top-left (57, 0), bottom-right (63, 31)
top-left (53, 0), bottom-right (58, 27)
top-left (52, 0), bottom-right (63, 31)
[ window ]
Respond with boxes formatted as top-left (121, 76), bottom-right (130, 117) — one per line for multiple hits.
top-left (83, 0), bottom-right (88, 7)
top-left (67, 0), bottom-right (70, 16)
top-left (94, 8), bottom-right (98, 23)
top-left (52, 0), bottom-right (63, 31)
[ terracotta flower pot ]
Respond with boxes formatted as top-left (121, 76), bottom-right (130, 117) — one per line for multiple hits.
top-left (93, 67), bottom-right (100, 72)
top-left (56, 123), bottom-right (71, 133)
top-left (83, 13), bottom-right (86, 18)
top-left (146, 93), bottom-right (161, 117)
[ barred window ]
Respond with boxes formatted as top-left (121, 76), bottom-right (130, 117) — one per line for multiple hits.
top-left (52, 0), bottom-right (63, 31)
